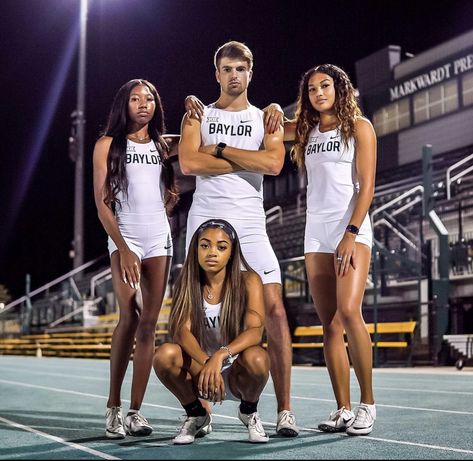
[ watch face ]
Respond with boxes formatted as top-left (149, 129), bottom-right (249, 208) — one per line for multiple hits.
top-left (347, 225), bottom-right (359, 234)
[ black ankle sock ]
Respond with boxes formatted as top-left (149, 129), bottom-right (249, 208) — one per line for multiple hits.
top-left (183, 399), bottom-right (206, 417)
top-left (240, 399), bottom-right (258, 415)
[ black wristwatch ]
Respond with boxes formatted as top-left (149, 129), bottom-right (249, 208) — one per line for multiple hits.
top-left (215, 142), bottom-right (226, 158)
top-left (346, 224), bottom-right (359, 235)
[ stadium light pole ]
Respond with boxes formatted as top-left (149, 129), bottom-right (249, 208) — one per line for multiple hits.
top-left (70, 0), bottom-right (88, 269)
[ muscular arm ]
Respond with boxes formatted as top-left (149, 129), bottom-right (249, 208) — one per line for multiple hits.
top-left (216, 126), bottom-right (285, 176)
top-left (283, 120), bottom-right (296, 142)
top-left (178, 114), bottom-right (242, 176)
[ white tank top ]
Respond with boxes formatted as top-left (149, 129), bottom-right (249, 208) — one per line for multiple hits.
top-left (116, 139), bottom-right (165, 215)
top-left (305, 125), bottom-right (359, 221)
top-left (203, 298), bottom-right (222, 355)
top-left (192, 104), bottom-right (266, 219)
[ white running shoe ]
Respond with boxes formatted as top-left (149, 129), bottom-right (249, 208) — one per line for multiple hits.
top-left (318, 406), bottom-right (355, 433)
top-left (105, 406), bottom-right (126, 439)
top-left (346, 403), bottom-right (376, 436)
top-left (276, 410), bottom-right (299, 437)
top-left (173, 413), bottom-right (212, 445)
top-left (124, 411), bottom-right (153, 436)
top-left (238, 410), bottom-right (269, 443)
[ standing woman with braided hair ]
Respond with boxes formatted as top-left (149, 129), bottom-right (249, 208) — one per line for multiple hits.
top-left (93, 79), bottom-right (177, 438)
top-left (288, 64), bottom-right (377, 435)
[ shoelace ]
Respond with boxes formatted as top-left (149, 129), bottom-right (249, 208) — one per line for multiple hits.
top-left (109, 409), bottom-right (123, 429)
top-left (176, 415), bottom-right (197, 435)
top-left (130, 412), bottom-right (149, 426)
top-left (249, 414), bottom-right (266, 435)
top-left (353, 406), bottom-right (370, 426)
top-left (280, 411), bottom-right (295, 425)
top-left (329, 407), bottom-right (344, 421)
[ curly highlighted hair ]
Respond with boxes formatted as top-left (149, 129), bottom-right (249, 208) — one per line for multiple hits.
top-left (291, 64), bottom-right (362, 169)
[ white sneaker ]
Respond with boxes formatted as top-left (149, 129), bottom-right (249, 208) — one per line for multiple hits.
top-left (173, 413), bottom-right (212, 445)
top-left (238, 410), bottom-right (269, 443)
top-left (124, 411), bottom-right (153, 436)
top-left (276, 410), bottom-right (299, 437)
top-left (318, 406), bottom-right (355, 433)
top-left (105, 406), bottom-right (126, 439)
top-left (346, 403), bottom-right (376, 436)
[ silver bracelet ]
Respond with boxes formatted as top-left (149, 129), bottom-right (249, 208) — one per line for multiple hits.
top-left (219, 345), bottom-right (233, 360)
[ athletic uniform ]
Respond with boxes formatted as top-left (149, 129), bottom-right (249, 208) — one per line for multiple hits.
top-left (304, 125), bottom-right (372, 254)
top-left (186, 104), bottom-right (281, 284)
top-left (108, 139), bottom-right (173, 259)
top-left (202, 298), bottom-right (239, 401)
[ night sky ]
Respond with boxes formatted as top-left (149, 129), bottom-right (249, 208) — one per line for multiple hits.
top-left (1, 0), bottom-right (473, 300)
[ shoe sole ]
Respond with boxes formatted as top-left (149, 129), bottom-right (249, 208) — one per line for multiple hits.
top-left (125, 427), bottom-right (153, 437)
top-left (318, 423), bottom-right (347, 433)
top-left (105, 430), bottom-right (126, 439)
top-left (249, 437), bottom-right (269, 443)
top-left (346, 427), bottom-right (373, 436)
top-left (277, 428), bottom-right (299, 437)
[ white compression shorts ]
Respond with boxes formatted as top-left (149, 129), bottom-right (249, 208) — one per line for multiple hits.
top-left (186, 214), bottom-right (281, 285)
top-left (304, 212), bottom-right (372, 254)
top-left (108, 212), bottom-right (173, 260)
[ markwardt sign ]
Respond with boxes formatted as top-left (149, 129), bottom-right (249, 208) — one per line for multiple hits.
top-left (389, 53), bottom-right (473, 101)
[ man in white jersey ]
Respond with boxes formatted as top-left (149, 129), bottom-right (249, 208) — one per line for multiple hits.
top-left (178, 41), bottom-right (298, 437)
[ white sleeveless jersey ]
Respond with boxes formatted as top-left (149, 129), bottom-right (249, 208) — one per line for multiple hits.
top-left (116, 139), bottom-right (165, 215)
top-left (305, 125), bottom-right (359, 221)
top-left (203, 298), bottom-right (222, 355)
top-left (192, 104), bottom-right (265, 219)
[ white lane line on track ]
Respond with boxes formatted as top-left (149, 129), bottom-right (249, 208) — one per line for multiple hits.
top-left (0, 415), bottom-right (120, 460)
top-left (261, 392), bottom-right (473, 415)
top-left (290, 379), bottom-right (473, 395)
top-left (1, 378), bottom-right (473, 455)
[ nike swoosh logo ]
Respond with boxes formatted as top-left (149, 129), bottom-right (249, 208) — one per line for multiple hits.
top-left (240, 120), bottom-right (252, 123)
top-left (150, 149), bottom-right (158, 152)
top-left (164, 245), bottom-right (172, 249)
top-left (329, 135), bottom-right (339, 139)
top-left (263, 269), bottom-right (276, 275)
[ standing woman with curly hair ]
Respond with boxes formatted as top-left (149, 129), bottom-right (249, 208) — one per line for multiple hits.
top-left (93, 79), bottom-right (177, 438)
top-left (290, 64), bottom-right (377, 435)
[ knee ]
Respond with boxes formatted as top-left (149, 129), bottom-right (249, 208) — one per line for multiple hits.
top-left (321, 315), bottom-right (345, 341)
top-left (239, 347), bottom-right (269, 377)
top-left (337, 303), bottom-right (363, 327)
top-left (117, 310), bottom-right (140, 330)
top-left (135, 319), bottom-right (157, 344)
top-left (265, 301), bottom-right (287, 324)
top-left (153, 343), bottom-right (180, 376)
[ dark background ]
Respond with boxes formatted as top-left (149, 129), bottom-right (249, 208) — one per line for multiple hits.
top-left (1, 0), bottom-right (473, 299)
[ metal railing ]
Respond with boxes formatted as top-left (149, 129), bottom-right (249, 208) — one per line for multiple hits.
top-left (265, 205), bottom-right (283, 224)
top-left (446, 152), bottom-right (473, 200)
top-left (1, 257), bottom-right (104, 315)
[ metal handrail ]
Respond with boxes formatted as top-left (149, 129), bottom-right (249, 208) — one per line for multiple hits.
top-left (371, 184), bottom-right (424, 227)
top-left (90, 268), bottom-right (112, 299)
top-left (1, 257), bottom-right (104, 314)
top-left (372, 218), bottom-right (418, 251)
top-left (266, 205), bottom-right (283, 224)
top-left (446, 152), bottom-right (473, 200)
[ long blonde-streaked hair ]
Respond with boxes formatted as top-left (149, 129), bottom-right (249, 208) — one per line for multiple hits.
top-left (169, 219), bottom-right (258, 351)
top-left (291, 64), bottom-right (362, 170)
